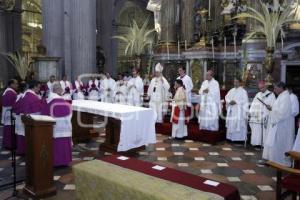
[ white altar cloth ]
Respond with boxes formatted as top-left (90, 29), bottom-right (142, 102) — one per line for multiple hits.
top-left (72, 100), bottom-right (156, 152)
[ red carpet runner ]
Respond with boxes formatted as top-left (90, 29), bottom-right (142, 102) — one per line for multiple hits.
top-left (101, 155), bottom-right (240, 200)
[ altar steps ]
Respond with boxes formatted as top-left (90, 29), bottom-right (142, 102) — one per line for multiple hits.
top-left (155, 118), bottom-right (226, 145)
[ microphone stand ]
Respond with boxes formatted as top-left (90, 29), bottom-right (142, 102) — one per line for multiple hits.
top-left (3, 109), bottom-right (25, 200)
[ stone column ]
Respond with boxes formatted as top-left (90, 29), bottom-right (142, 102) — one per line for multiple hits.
top-left (181, 0), bottom-right (195, 45)
top-left (63, 0), bottom-right (71, 79)
top-left (42, 0), bottom-right (64, 77)
top-left (160, 0), bottom-right (176, 43)
top-left (70, 0), bottom-right (97, 78)
top-left (0, 12), bottom-right (9, 84)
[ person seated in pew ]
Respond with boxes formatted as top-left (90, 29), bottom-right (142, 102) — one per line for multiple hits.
top-left (60, 74), bottom-right (72, 101)
top-left (16, 80), bottom-right (43, 155)
top-left (225, 77), bottom-right (249, 142)
top-left (42, 83), bottom-right (72, 167)
top-left (171, 79), bottom-right (189, 140)
top-left (293, 119), bottom-right (300, 152)
top-left (1, 79), bottom-right (18, 150)
top-left (198, 69), bottom-right (221, 131)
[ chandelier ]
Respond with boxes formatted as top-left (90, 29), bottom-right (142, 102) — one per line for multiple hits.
top-left (0, 0), bottom-right (15, 11)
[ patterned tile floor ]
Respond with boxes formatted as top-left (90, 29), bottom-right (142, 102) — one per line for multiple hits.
top-left (0, 127), bottom-right (283, 200)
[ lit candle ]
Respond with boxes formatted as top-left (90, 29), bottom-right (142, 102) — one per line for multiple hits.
top-left (177, 40), bottom-right (180, 59)
top-left (211, 39), bottom-right (215, 59)
top-left (208, 0), bottom-right (211, 19)
top-left (167, 42), bottom-right (170, 60)
top-left (234, 35), bottom-right (237, 58)
top-left (224, 37), bottom-right (227, 58)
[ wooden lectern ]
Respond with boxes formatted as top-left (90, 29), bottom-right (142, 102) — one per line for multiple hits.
top-left (22, 115), bottom-right (57, 199)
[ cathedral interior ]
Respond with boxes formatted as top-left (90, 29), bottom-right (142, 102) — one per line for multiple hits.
top-left (0, 0), bottom-right (300, 200)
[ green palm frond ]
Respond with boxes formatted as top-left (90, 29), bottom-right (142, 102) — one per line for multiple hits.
top-left (233, 1), bottom-right (299, 48)
top-left (112, 19), bottom-right (156, 56)
top-left (1, 51), bottom-right (31, 80)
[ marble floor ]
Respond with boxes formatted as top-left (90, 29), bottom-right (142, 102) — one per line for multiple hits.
top-left (0, 127), bottom-right (282, 200)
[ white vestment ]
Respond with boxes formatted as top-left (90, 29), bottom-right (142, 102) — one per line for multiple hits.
top-left (177, 75), bottom-right (193, 105)
top-left (249, 90), bottom-right (276, 146)
top-left (127, 76), bottom-right (144, 106)
top-left (60, 80), bottom-right (72, 100)
top-left (101, 78), bottom-right (116, 103)
top-left (147, 76), bottom-right (170, 123)
top-left (293, 128), bottom-right (300, 152)
top-left (171, 87), bottom-right (188, 138)
top-left (263, 90), bottom-right (294, 166)
top-left (73, 80), bottom-right (85, 100)
top-left (115, 80), bottom-right (127, 104)
top-left (198, 78), bottom-right (220, 131)
top-left (290, 93), bottom-right (299, 135)
top-left (225, 87), bottom-right (249, 141)
top-left (88, 80), bottom-right (100, 101)
top-left (47, 81), bottom-right (54, 93)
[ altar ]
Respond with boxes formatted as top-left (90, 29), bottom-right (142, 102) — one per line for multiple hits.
top-left (72, 100), bottom-right (156, 152)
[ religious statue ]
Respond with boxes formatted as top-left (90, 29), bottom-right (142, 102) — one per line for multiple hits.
top-left (147, 0), bottom-right (162, 40)
top-left (193, 0), bottom-right (208, 42)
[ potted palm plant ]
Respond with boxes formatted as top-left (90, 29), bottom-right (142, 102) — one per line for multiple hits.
top-left (2, 51), bottom-right (32, 81)
top-left (234, 1), bottom-right (298, 84)
top-left (113, 19), bottom-right (156, 70)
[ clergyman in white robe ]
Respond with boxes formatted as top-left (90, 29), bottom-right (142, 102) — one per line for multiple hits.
top-left (198, 71), bottom-right (220, 131)
top-left (147, 63), bottom-right (170, 123)
top-left (127, 70), bottom-right (144, 107)
top-left (293, 124), bottom-right (300, 152)
top-left (225, 82), bottom-right (249, 142)
top-left (115, 77), bottom-right (127, 104)
top-left (263, 83), bottom-right (294, 166)
top-left (289, 91), bottom-right (299, 135)
top-left (101, 75), bottom-right (116, 103)
top-left (249, 82), bottom-right (276, 146)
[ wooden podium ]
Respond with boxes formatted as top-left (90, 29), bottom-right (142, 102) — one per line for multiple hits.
top-left (22, 115), bottom-right (57, 199)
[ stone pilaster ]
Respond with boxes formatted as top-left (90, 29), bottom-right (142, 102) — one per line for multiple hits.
top-left (70, 0), bottom-right (97, 78)
top-left (181, 0), bottom-right (195, 45)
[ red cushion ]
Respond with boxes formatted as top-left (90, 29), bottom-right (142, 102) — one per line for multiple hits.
top-left (282, 174), bottom-right (300, 192)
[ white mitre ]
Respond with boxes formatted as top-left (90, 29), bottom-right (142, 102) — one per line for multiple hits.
top-left (155, 63), bottom-right (163, 73)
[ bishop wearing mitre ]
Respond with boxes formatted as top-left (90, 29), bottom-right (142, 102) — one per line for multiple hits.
top-left (225, 78), bottom-right (249, 142)
top-left (249, 81), bottom-right (276, 146)
top-left (263, 82), bottom-right (294, 166)
top-left (198, 70), bottom-right (220, 131)
top-left (147, 63), bottom-right (170, 123)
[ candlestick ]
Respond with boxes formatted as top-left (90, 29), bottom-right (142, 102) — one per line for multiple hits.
top-left (234, 35), bottom-right (237, 58)
top-left (211, 39), bottom-right (215, 59)
top-left (185, 40), bottom-right (187, 51)
top-left (177, 40), bottom-right (180, 59)
top-left (224, 37), bottom-right (227, 58)
top-left (167, 42), bottom-right (170, 61)
top-left (281, 32), bottom-right (284, 51)
top-left (208, 0), bottom-right (211, 19)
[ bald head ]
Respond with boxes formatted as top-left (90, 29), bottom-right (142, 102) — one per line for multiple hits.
top-left (52, 82), bottom-right (63, 96)
top-left (206, 70), bottom-right (214, 81)
top-left (258, 80), bottom-right (267, 92)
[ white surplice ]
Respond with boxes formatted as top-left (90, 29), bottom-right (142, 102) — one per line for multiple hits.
top-left (115, 80), bottom-right (127, 104)
top-left (147, 76), bottom-right (170, 123)
top-left (249, 90), bottom-right (276, 146)
top-left (198, 78), bottom-right (220, 131)
top-left (177, 75), bottom-right (193, 105)
top-left (73, 80), bottom-right (85, 100)
top-left (263, 90), bottom-right (294, 166)
top-left (88, 79), bottom-right (100, 101)
top-left (171, 87), bottom-right (188, 138)
top-left (60, 80), bottom-right (72, 100)
top-left (225, 87), bottom-right (249, 141)
top-left (101, 78), bottom-right (116, 103)
top-left (127, 76), bottom-right (144, 106)
top-left (293, 128), bottom-right (300, 152)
